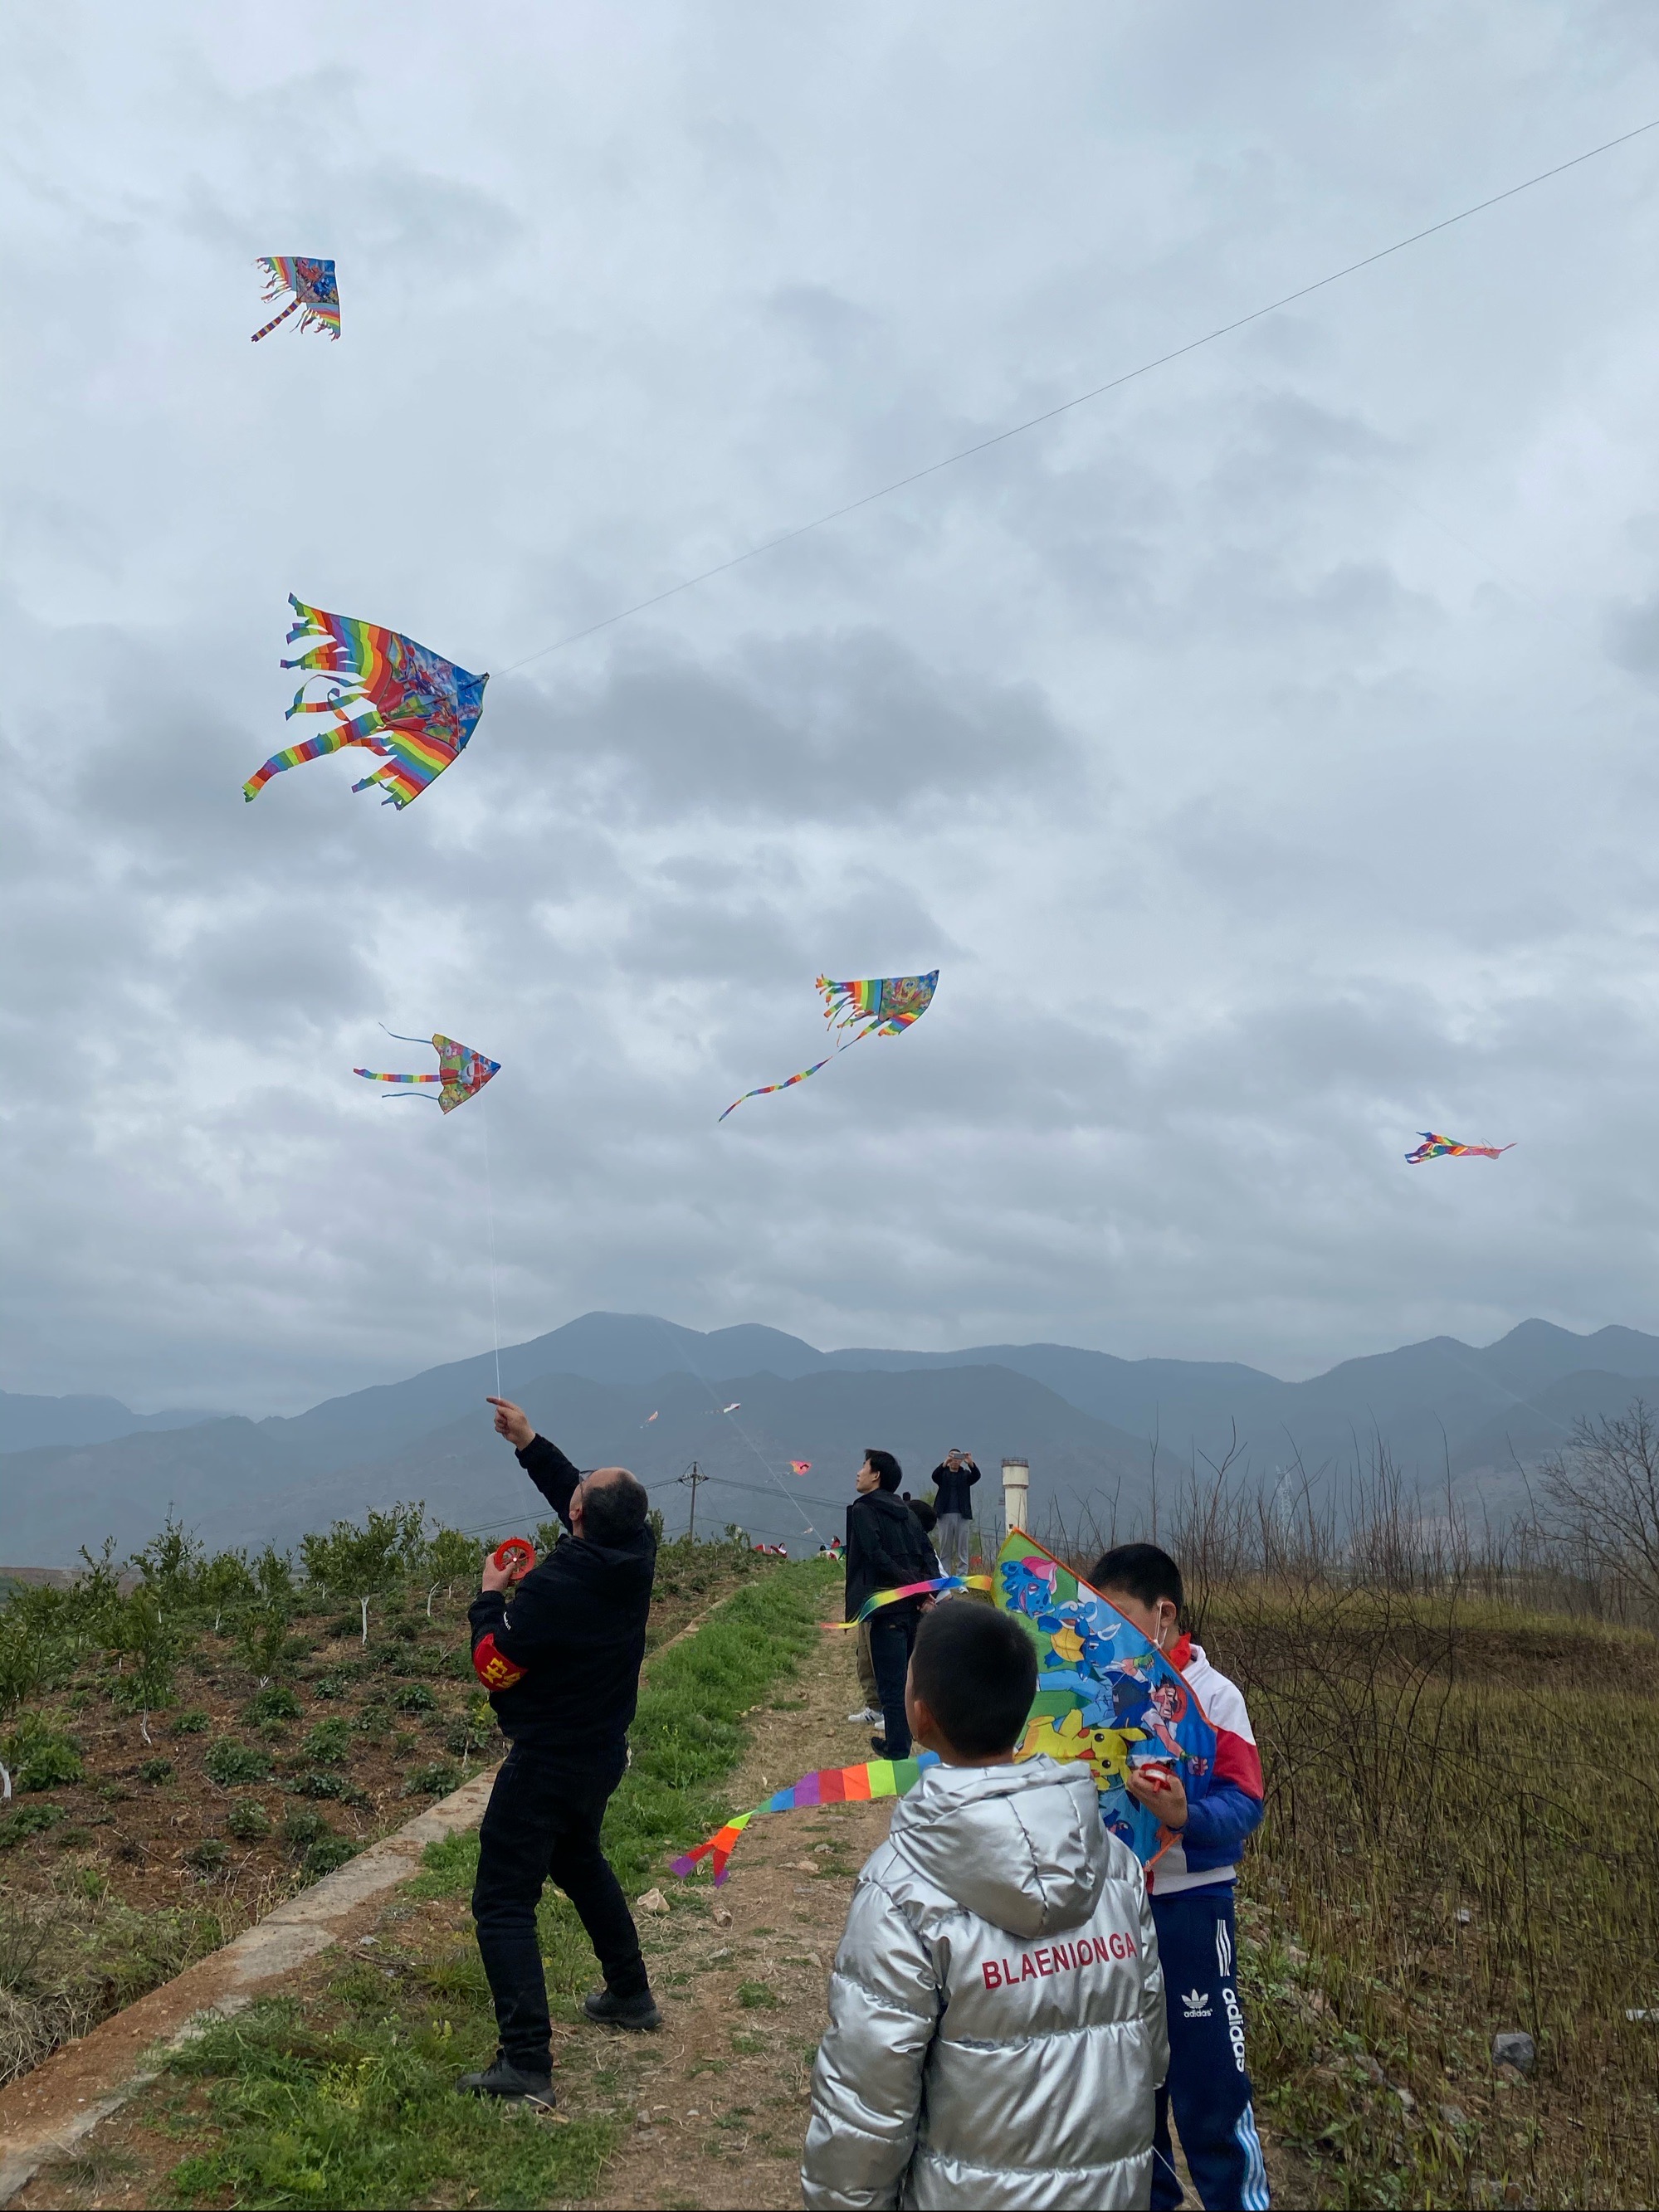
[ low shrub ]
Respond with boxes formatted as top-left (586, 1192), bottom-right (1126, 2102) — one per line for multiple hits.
top-left (0, 1804), bottom-right (65, 1849)
top-left (301, 1718), bottom-right (353, 1764)
top-left (2, 1713), bottom-right (85, 1791)
top-left (242, 1684), bottom-right (302, 1724)
top-left (402, 1761), bottom-right (461, 1799)
top-left (138, 1757), bottom-right (174, 1785)
top-left (281, 1808), bottom-right (328, 1849)
top-left (184, 1839), bottom-right (228, 1873)
top-left (390, 1684), bottom-right (436, 1714)
top-left (293, 1771), bottom-right (349, 1800)
top-left (227, 1800), bottom-right (271, 1842)
top-left (202, 1739), bottom-right (271, 1786)
top-left (301, 1835), bottom-right (360, 1878)
top-left (169, 1708), bottom-right (210, 1735)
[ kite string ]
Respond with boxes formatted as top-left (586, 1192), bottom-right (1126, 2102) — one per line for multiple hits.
top-left (647, 1314), bottom-right (821, 1545)
top-left (496, 117), bottom-right (1659, 678)
top-left (482, 1099), bottom-right (501, 1401)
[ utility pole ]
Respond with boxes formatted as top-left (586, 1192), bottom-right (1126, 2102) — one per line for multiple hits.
top-left (678, 1460), bottom-right (709, 1542)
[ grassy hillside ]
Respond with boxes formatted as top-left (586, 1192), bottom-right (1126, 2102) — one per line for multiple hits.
top-left (0, 1508), bottom-right (780, 2090)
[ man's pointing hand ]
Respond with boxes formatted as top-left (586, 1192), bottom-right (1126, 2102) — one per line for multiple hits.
top-left (488, 1396), bottom-right (534, 1450)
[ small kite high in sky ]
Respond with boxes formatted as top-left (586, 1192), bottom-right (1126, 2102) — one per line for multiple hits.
top-left (1404, 1132), bottom-right (1515, 1164)
top-left (720, 970), bottom-right (939, 1120)
top-left (354, 1032), bottom-right (500, 1114)
top-left (244, 597), bottom-right (487, 810)
top-left (789, 1459), bottom-right (811, 1475)
top-left (722, 1402), bottom-right (741, 1415)
top-left (251, 257), bottom-right (341, 342)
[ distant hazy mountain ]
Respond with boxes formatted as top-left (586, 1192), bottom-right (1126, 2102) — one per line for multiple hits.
top-left (3, 1310), bottom-right (1657, 1566)
top-left (0, 1389), bottom-right (223, 1454)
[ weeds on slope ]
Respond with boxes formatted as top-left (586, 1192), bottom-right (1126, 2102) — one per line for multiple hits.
top-left (161, 1558), bottom-right (839, 2210)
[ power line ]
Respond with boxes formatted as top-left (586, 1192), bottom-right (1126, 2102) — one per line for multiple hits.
top-left (500, 118), bottom-right (1659, 677)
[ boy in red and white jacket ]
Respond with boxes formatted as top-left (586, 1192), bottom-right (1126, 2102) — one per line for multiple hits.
top-left (1093, 1543), bottom-right (1270, 2212)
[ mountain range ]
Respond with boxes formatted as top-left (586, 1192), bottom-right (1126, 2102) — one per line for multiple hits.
top-left (3, 1310), bottom-right (1657, 1565)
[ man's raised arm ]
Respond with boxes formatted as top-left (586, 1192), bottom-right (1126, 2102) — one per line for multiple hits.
top-left (488, 1396), bottom-right (583, 1529)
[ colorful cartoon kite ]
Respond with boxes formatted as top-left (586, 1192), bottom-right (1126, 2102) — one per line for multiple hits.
top-left (243, 596), bottom-right (487, 810)
top-left (720, 970), bottom-right (939, 1120)
top-left (354, 1032), bottom-right (500, 1113)
top-left (674, 1533), bottom-right (1224, 1887)
top-left (251, 258), bottom-right (341, 343)
top-left (790, 1460), bottom-right (812, 1475)
top-left (1405, 1132), bottom-right (1515, 1164)
top-left (995, 1532), bottom-right (1217, 1869)
top-left (670, 1753), bottom-right (940, 1886)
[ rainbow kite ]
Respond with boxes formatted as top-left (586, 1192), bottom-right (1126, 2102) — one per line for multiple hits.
top-left (670, 1753), bottom-right (940, 1886)
top-left (672, 1534), bottom-right (1222, 1887)
top-left (355, 1032), bottom-right (500, 1114)
top-left (1405, 1132), bottom-right (1515, 1164)
top-left (720, 971), bottom-right (938, 1120)
top-left (251, 258), bottom-right (341, 343)
top-left (243, 596), bottom-right (487, 810)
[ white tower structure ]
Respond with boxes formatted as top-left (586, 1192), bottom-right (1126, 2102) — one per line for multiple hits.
top-left (1001, 1457), bottom-right (1030, 1536)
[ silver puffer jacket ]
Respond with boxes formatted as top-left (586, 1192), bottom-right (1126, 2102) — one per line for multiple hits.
top-left (801, 1756), bottom-right (1167, 2211)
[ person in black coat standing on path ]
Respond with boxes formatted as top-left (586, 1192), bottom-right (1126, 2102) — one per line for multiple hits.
top-left (456, 1396), bottom-right (659, 2109)
top-left (845, 1449), bottom-right (940, 1761)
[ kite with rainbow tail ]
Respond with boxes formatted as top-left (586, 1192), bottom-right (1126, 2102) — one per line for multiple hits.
top-left (720, 970), bottom-right (938, 1120)
top-left (251, 257), bottom-right (341, 343)
top-left (1405, 1131), bottom-right (1515, 1164)
top-left (671, 1532), bottom-right (1218, 1887)
top-left (670, 1752), bottom-right (940, 1886)
top-left (243, 596), bottom-right (487, 811)
top-left (355, 1031), bottom-right (500, 1114)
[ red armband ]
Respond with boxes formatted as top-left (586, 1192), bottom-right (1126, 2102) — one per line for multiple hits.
top-left (472, 1633), bottom-right (527, 1691)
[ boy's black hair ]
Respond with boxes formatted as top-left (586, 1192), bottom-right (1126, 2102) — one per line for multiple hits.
top-left (907, 1498), bottom-right (938, 1534)
top-left (910, 1602), bottom-right (1037, 1758)
top-left (1091, 1542), bottom-right (1183, 1614)
top-left (865, 1449), bottom-right (903, 1493)
top-left (582, 1469), bottom-right (651, 1547)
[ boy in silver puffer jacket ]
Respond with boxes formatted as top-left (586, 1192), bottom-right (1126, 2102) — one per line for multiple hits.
top-left (802, 1602), bottom-right (1169, 2211)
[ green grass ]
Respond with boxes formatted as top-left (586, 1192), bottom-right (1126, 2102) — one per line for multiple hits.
top-left (160, 1557), bottom-right (838, 2208)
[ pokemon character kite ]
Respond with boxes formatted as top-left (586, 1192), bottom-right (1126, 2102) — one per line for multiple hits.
top-left (251, 258), bottom-right (341, 342)
top-left (720, 970), bottom-right (939, 1120)
top-left (243, 597), bottom-right (487, 810)
top-left (995, 1532), bottom-right (1219, 1871)
top-left (1404, 1132), bottom-right (1515, 1164)
top-left (671, 1533), bottom-right (1228, 1887)
top-left (354, 1032), bottom-right (500, 1114)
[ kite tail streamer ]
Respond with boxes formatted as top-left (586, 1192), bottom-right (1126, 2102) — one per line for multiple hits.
top-left (250, 296), bottom-right (302, 343)
top-left (242, 725), bottom-right (388, 802)
top-left (824, 1574), bottom-right (992, 1628)
top-left (719, 1047), bottom-right (847, 1121)
top-left (671, 1753), bottom-right (939, 1885)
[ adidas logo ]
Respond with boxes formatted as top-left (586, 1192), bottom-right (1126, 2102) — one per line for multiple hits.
top-left (1181, 1987), bottom-right (1213, 2019)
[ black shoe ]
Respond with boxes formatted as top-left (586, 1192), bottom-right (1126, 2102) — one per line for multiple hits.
top-left (456, 2054), bottom-right (556, 2104)
top-left (583, 1985), bottom-right (662, 2031)
top-left (870, 1735), bottom-right (889, 1756)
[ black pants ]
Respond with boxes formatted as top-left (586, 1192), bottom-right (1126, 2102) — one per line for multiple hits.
top-left (471, 1740), bottom-right (647, 2072)
top-left (867, 1610), bottom-right (920, 1758)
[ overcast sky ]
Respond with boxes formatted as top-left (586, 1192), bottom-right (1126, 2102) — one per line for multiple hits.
top-left (6, 2), bottom-right (1659, 1415)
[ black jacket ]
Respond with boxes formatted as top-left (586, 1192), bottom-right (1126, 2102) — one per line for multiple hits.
top-left (844, 1488), bottom-right (940, 1623)
top-left (930, 1458), bottom-right (982, 1519)
top-left (469, 1435), bottom-right (656, 1763)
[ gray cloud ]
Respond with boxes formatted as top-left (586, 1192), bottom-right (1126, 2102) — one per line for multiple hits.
top-left (5, 1), bottom-right (1659, 1416)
